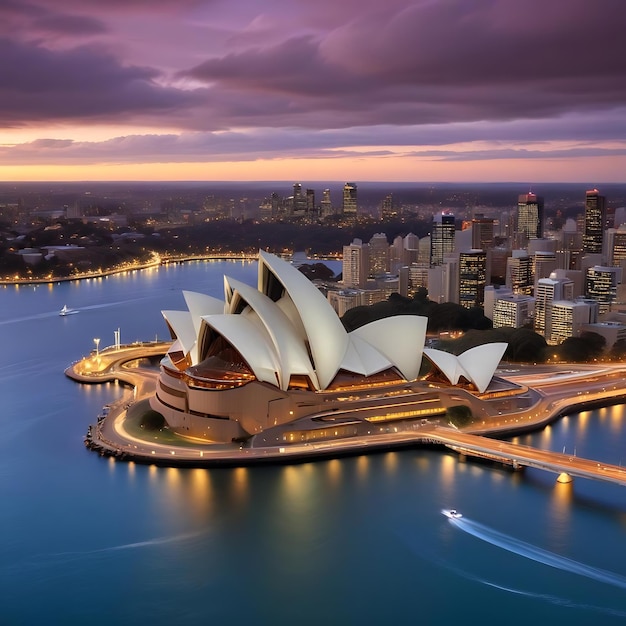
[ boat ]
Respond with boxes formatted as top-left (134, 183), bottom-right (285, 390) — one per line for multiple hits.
top-left (442, 509), bottom-right (463, 519)
top-left (59, 305), bottom-right (78, 316)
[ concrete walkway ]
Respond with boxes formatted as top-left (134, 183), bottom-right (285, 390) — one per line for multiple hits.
top-left (66, 346), bottom-right (626, 470)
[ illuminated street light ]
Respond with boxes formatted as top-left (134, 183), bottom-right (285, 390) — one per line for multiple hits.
top-left (94, 337), bottom-right (100, 357)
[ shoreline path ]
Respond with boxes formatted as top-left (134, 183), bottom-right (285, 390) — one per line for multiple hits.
top-left (66, 343), bottom-right (626, 481)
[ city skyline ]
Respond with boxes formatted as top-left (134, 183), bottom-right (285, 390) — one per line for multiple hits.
top-left (1, 0), bottom-right (626, 183)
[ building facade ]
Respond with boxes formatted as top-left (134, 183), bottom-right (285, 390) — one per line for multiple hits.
top-left (517, 193), bottom-right (544, 240)
top-left (459, 250), bottom-right (487, 309)
top-left (430, 212), bottom-right (456, 267)
top-left (583, 188), bottom-right (607, 254)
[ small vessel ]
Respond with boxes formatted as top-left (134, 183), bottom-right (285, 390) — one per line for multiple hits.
top-left (59, 304), bottom-right (77, 316)
top-left (442, 509), bottom-right (463, 519)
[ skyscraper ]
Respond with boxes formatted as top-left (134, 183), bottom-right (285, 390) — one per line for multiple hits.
top-left (380, 193), bottom-right (396, 219)
top-left (342, 183), bottom-right (358, 218)
top-left (342, 238), bottom-right (368, 288)
top-left (430, 212), bottom-right (455, 267)
top-left (471, 213), bottom-right (495, 250)
top-left (585, 265), bottom-right (621, 314)
top-left (517, 193), bottom-right (544, 240)
top-left (534, 275), bottom-right (574, 336)
top-left (506, 253), bottom-right (533, 295)
top-left (320, 189), bottom-right (332, 218)
top-left (606, 226), bottom-right (626, 267)
top-left (459, 250), bottom-right (487, 309)
top-left (368, 233), bottom-right (390, 277)
top-left (583, 189), bottom-right (607, 254)
top-left (292, 183), bottom-right (307, 216)
top-left (306, 188), bottom-right (316, 216)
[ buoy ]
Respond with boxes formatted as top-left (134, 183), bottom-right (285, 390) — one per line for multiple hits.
top-left (557, 472), bottom-right (573, 484)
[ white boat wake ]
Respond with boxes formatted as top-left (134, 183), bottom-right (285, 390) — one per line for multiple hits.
top-left (447, 515), bottom-right (626, 590)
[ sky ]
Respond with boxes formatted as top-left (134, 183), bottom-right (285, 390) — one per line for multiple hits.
top-left (1, 0), bottom-right (626, 183)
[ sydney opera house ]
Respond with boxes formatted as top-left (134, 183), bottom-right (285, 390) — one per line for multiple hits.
top-left (150, 251), bottom-right (508, 445)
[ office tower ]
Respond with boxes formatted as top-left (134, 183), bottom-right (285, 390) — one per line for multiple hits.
top-left (606, 226), bottom-right (626, 268)
top-left (471, 213), bottom-right (495, 250)
top-left (381, 193), bottom-right (396, 219)
top-left (292, 183), bottom-right (307, 215)
top-left (428, 259), bottom-right (459, 304)
top-left (517, 193), bottom-right (544, 240)
top-left (487, 248), bottom-right (509, 286)
top-left (583, 189), bottom-right (606, 254)
top-left (585, 265), bottom-right (621, 314)
top-left (430, 212), bottom-right (455, 267)
top-left (534, 275), bottom-right (574, 336)
top-left (342, 238), bottom-right (368, 288)
top-left (533, 250), bottom-right (558, 289)
top-left (492, 293), bottom-right (534, 329)
top-left (506, 252), bottom-right (533, 295)
top-left (342, 182), bottom-right (358, 218)
top-left (368, 233), bottom-right (390, 277)
top-left (459, 250), bottom-right (487, 309)
top-left (614, 207), bottom-right (626, 228)
top-left (320, 189), bottom-right (332, 218)
top-left (549, 301), bottom-right (597, 345)
top-left (327, 289), bottom-right (363, 317)
top-left (408, 264), bottom-right (429, 297)
top-left (306, 189), bottom-right (316, 216)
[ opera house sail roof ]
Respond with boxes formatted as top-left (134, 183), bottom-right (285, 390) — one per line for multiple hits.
top-left (151, 251), bottom-right (506, 442)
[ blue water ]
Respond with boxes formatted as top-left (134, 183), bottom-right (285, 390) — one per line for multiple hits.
top-left (1, 260), bottom-right (626, 625)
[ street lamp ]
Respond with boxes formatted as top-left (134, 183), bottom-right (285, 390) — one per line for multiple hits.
top-left (94, 337), bottom-right (100, 357)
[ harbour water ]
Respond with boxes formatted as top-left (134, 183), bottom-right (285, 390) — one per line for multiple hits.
top-left (1, 260), bottom-right (626, 625)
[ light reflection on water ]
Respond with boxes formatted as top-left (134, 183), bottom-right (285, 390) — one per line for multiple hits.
top-left (1, 259), bottom-right (626, 625)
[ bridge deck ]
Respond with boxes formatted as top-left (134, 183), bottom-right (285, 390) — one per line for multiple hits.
top-left (427, 428), bottom-right (626, 486)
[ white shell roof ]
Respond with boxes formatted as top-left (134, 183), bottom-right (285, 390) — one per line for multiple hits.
top-left (224, 277), bottom-right (318, 390)
top-left (183, 291), bottom-right (225, 338)
top-left (350, 316), bottom-right (427, 381)
top-left (457, 343), bottom-right (507, 393)
top-left (198, 314), bottom-right (281, 387)
top-left (159, 251), bottom-right (505, 394)
top-left (258, 251), bottom-right (349, 389)
top-left (424, 342), bottom-right (507, 393)
top-left (161, 310), bottom-right (196, 362)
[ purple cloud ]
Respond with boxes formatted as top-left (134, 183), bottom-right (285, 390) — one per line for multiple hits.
top-left (0, 0), bottom-right (625, 174)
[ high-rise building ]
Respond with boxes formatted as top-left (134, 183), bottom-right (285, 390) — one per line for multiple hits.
top-left (459, 250), bottom-right (487, 309)
top-left (533, 250), bottom-right (558, 289)
top-left (430, 212), bottom-right (455, 267)
top-left (342, 183), bottom-right (358, 218)
top-left (381, 193), bottom-right (396, 219)
top-left (342, 238), bottom-right (368, 288)
top-left (583, 189), bottom-right (607, 254)
top-left (408, 264), bottom-right (429, 297)
top-left (585, 265), bottom-right (621, 314)
top-left (492, 293), bottom-right (534, 329)
top-left (306, 189), bottom-right (315, 215)
top-left (534, 275), bottom-right (574, 336)
top-left (320, 189), bottom-right (332, 218)
top-left (471, 213), bottom-right (495, 250)
top-left (428, 259), bottom-right (459, 304)
top-left (517, 193), bottom-right (544, 240)
top-left (368, 233), bottom-right (390, 277)
top-left (506, 252), bottom-right (533, 295)
top-left (606, 226), bottom-right (626, 268)
top-left (549, 300), bottom-right (598, 345)
top-left (292, 183), bottom-right (307, 216)
top-left (327, 289), bottom-right (363, 317)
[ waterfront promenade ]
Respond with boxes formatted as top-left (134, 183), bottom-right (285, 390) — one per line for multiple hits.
top-left (66, 343), bottom-right (626, 484)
